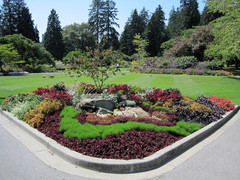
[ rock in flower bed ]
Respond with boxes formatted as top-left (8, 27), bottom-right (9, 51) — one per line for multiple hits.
top-left (0, 82), bottom-right (235, 160)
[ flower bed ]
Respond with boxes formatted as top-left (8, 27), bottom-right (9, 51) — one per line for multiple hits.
top-left (0, 82), bottom-right (235, 160)
top-left (131, 67), bottom-right (234, 76)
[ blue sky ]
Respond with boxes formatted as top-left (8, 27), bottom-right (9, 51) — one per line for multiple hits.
top-left (1, 0), bottom-right (206, 40)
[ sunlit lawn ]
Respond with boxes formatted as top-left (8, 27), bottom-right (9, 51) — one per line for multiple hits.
top-left (0, 72), bottom-right (239, 105)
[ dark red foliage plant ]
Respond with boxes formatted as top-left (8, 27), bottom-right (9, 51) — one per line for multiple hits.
top-left (38, 112), bottom-right (183, 160)
top-left (33, 87), bottom-right (55, 95)
top-left (45, 91), bottom-right (73, 106)
top-left (145, 88), bottom-right (182, 104)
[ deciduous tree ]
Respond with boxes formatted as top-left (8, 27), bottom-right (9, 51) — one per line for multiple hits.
top-left (205, 0), bottom-right (240, 68)
top-left (62, 23), bottom-right (95, 54)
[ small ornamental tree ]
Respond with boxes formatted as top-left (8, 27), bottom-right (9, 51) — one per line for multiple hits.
top-left (76, 44), bottom-right (119, 91)
top-left (133, 33), bottom-right (148, 65)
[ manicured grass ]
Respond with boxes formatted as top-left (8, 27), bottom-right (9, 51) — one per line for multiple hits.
top-left (0, 72), bottom-right (239, 105)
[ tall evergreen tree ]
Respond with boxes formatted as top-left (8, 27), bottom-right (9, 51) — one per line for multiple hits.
top-left (17, 7), bottom-right (39, 42)
top-left (120, 9), bottom-right (146, 55)
top-left (0, 0), bottom-right (17, 35)
top-left (101, 0), bottom-right (119, 50)
top-left (44, 9), bottom-right (64, 60)
top-left (178, 0), bottom-right (200, 31)
top-left (146, 5), bottom-right (167, 57)
top-left (167, 7), bottom-right (181, 38)
top-left (88, 0), bottom-right (105, 42)
top-left (139, 7), bottom-right (150, 26)
top-left (0, 0), bottom-right (39, 42)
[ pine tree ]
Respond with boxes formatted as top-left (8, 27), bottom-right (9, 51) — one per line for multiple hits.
top-left (0, 0), bottom-right (17, 35)
top-left (178, 0), bottom-right (200, 31)
top-left (101, 0), bottom-right (119, 50)
top-left (44, 9), bottom-right (64, 60)
top-left (17, 7), bottom-right (39, 42)
top-left (167, 7), bottom-right (181, 38)
top-left (0, 0), bottom-right (39, 42)
top-left (88, 0), bottom-right (105, 42)
top-left (120, 9), bottom-right (146, 55)
top-left (120, 21), bottom-right (132, 55)
top-left (146, 5), bottom-right (167, 57)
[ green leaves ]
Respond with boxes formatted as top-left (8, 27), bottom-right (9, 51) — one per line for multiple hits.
top-left (205, 0), bottom-right (240, 63)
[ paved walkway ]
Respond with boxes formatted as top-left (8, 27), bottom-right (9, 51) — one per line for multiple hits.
top-left (0, 110), bottom-right (240, 180)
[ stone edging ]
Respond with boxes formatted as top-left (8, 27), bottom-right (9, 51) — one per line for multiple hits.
top-left (1, 106), bottom-right (239, 173)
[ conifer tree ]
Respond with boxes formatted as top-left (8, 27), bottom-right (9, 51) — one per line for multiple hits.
top-left (120, 9), bottom-right (146, 55)
top-left (88, 0), bottom-right (105, 42)
top-left (44, 9), bottom-right (64, 60)
top-left (146, 5), bottom-right (167, 57)
top-left (101, 0), bottom-right (119, 50)
top-left (167, 7), bottom-right (181, 38)
top-left (178, 0), bottom-right (200, 30)
top-left (0, 0), bottom-right (39, 42)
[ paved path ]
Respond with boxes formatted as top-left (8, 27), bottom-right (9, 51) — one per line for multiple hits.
top-left (0, 111), bottom-right (240, 180)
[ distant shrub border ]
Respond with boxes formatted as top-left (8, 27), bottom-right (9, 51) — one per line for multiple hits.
top-left (131, 67), bottom-right (234, 76)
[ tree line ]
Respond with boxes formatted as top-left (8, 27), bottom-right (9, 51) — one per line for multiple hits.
top-left (0, 0), bottom-right (239, 70)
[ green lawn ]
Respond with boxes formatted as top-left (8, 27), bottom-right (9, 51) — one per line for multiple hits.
top-left (0, 72), bottom-right (239, 105)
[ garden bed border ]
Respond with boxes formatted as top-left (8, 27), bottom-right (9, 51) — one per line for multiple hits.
top-left (1, 105), bottom-right (239, 173)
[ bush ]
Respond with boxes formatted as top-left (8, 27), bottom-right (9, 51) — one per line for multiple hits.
top-left (33, 87), bottom-right (55, 96)
top-left (173, 56), bottom-right (198, 69)
top-left (24, 99), bottom-right (63, 127)
top-left (107, 84), bottom-right (142, 95)
top-left (195, 96), bottom-right (225, 120)
top-left (145, 88), bottom-right (182, 105)
top-left (45, 91), bottom-right (73, 106)
top-left (1, 93), bottom-right (40, 112)
top-left (10, 98), bottom-right (40, 120)
top-left (77, 82), bottom-right (98, 94)
top-left (51, 82), bottom-right (67, 92)
top-left (207, 60), bottom-right (224, 70)
top-left (175, 96), bottom-right (222, 125)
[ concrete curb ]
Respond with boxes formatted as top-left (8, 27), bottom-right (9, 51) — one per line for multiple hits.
top-left (1, 105), bottom-right (239, 173)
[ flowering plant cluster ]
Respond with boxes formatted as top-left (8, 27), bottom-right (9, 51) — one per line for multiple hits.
top-left (209, 96), bottom-right (235, 111)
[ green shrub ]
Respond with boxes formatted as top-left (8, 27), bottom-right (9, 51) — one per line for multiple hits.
top-left (207, 60), bottom-right (224, 70)
top-left (173, 56), bottom-right (198, 69)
